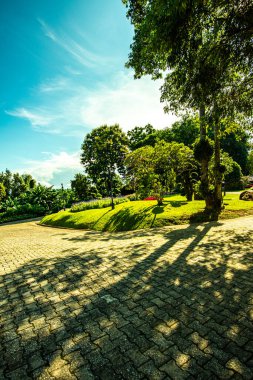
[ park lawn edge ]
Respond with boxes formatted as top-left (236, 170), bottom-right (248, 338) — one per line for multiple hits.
top-left (39, 193), bottom-right (253, 232)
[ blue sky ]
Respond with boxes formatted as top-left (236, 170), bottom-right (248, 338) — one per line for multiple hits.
top-left (0, 0), bottom-right (177, 188)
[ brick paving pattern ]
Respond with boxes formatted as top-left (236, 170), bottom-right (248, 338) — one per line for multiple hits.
top-left (0, 217), bottom-right (253, 379)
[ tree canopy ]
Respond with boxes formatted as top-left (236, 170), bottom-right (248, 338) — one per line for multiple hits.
top-left (125, 141), bottom-right (199, 203)
top-left (80, 124), bottom-right (129, 209)
top-left (123, 0), bottom-right (253, 217)
top-left (71, 173), bottom-right (99, 201)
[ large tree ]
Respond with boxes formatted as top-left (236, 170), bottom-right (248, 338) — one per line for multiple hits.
top-left (123, 0), bottom-right (253, 218)
top-left (81, 124), bottom-right (128, 209)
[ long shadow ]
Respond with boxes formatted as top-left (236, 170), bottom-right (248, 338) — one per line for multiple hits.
top-left (1, 222), bottom-right (253, 378)
top-left (167, 201), bottom-right (188, 208)
top-left (101, 205), bottom-right (155, 232)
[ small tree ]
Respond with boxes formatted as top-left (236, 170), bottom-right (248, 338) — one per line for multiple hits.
top-left (81, 125), bottom-right (129, 209)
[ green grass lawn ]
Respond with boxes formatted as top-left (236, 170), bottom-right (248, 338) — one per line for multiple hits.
top-left (40, 193), bottom-right (253, 232)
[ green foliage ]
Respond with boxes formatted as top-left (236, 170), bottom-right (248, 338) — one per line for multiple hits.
top-left (95, 175), bottom-right (123, 198)
top-left (81, 124), bottom-right (128, 206)
top-left (125, 141), bottom-right (199, 203)
top-left (0, 184), bottom-right (77, 223)
top-left (126, 116), bottom-right (199, 151)
top-left (71, 173), bottom-right (99, 201)
top-left (0, 170), bottom-right (37, 200)
top-left (71, 197), bottom-right (129, 212)
top-left (127, 124), bottom-right (156, 150)
top-left (168, 116), bottom-right (199, 147)
top-left (0, 169), bottom-right (12, 197)
top-left (177, 148), bottom-right (200, 201)
top-left (217, 122), bottom-right (250, 174)
top-left (0, 183), bottom-right (6, 203)
top-left (194, 138), bottom-right (214, 163)
top-left (125, 145), bottom-right (155, 199)
top-left (221, 133), bottom-right (248, 175)
top-left (123, 0), bottom-right (253, 215)
top-left (126, 193), bottom-right (140, 201)
top-left (0, 169), bottom-right (79, 222)
top-left (0, 203), bottom-right (46, 224)
top-left (225, 162), bottom-right (243, 191)
top-left (247, 150), bottom-right (253, 175)
top-left (123, 0), bottom-right (253, 115)
top-left (41, 193), bottom-right (253, 232)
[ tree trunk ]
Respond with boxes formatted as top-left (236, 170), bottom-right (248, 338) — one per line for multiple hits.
top-left (199, 105), bottom-right (213, 210)
top-left (183, 178), bottom-right (193, 201)
top-left (199, 105), bottom-right (206, 139)
top-left (203, 109), bottom-right (222, 220)
top-left (213, 115), bottom-right (223, 216)
top-left (108, 169), bottom-right (115, 210)
top-left (186, 187), bottom-right (193, 201)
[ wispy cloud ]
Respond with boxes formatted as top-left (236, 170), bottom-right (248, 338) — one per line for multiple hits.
top-left (38, 18), bottom-right (107, 69)
top-left (18, 151), bottom-right (82, 187)
top-left (64, 66), bottom-right (82, 76)
top-left (38, 18), bottom-right (57, 41)
top-left (5, 107), bottom-right (55, 127)
top-left (6, 72), bottom-right (178, 136)
top-left (38, 77), bottom-right (69, 93)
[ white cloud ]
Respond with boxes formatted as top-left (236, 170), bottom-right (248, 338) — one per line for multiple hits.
top-left (18, 151), bottom-right (83, 187)
top-left (80, 72), bottom-right (178, 131)
top-left (38, 18), bottom-right (107, 69)
top-left (5, 107), bottom-right (55, 127)
top-left (38, 77), bottom-right (69, 93)
top-left (6, 72), bottom-right (177, 136)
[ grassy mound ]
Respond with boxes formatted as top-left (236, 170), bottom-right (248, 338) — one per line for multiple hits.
top-left (40, 193), bottom-right (253, 232)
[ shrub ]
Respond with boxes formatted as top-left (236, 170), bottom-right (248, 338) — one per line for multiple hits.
top-left (225, 161), bottom-right (243, 190)
top-left (71, 197), bottom-right (129, 212)
top-left (3, 204), bottom-right (46, 217)
top-left (126, 194), bottom-right (140, 201)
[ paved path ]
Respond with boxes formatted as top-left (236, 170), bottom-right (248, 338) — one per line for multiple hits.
top-left (0, 218), bottom-right (253, 379)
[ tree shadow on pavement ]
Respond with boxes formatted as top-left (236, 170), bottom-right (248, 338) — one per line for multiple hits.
top-left (1, 222), bottom-right (253, 378)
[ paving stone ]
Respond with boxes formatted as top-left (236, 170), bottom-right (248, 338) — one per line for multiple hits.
top-left (31, 368), bottom-right (52, 380)
top-left (226, 358), bottom-right (253, 379)
top-left (125, 347), bottom-right (149, 367)
top-left (139, 359), bottom-right (166, 380)
top-left (50, 365), bottom-right (77, 379)
top-left (86, 348), bottom-right (110, 373)
top-left (160, 359), bottom-right (189, 379)
top-left (114, 361), bottom-right (143, 379)
top-left (95, 365), bottom-right (119, 380)
top-left (144, 346), bottom-right (168, 367)
top-left (1, 218), bottom-right (253, 379)
top-left (204, 357), bottom-right (233, 379)
top-left (5, 366), bottom-right (31, 380)
top-left (63, 351), bottom-right (87, 371)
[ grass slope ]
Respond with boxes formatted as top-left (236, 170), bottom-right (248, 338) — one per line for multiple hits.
top-left (40, 193), bottom-right (253, 232)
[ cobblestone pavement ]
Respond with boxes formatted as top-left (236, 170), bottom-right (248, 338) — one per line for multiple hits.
top-left (1, 217), bottom-right (253, 379)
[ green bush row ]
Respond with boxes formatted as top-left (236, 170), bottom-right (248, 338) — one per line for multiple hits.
top-left (71, 197), bottom-right (130, 212)
top-left (2, 203), bottom-right (46, 217)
